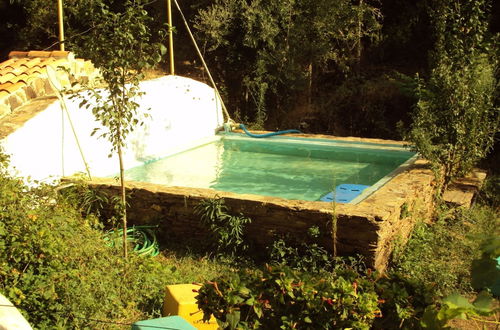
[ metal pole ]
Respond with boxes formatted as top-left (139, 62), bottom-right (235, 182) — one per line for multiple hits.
top-left (57, 0), bottom-right (65, 51)
top-left (173, 0), bottom-right (231, 122)
top-left (167, 0), bottom-right (175, 75)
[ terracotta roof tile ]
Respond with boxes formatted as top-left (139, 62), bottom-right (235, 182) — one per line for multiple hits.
top-left (24, 67), bottom-right (44, 76)
top-left (0, 73), bottom-right (16, 84)
top-left (27, 51), bottom-right (51, 58)
top-left (0, 82), bottom-right (13, 92)
top-left (8, 51), bottom-right (29, 58)
top-left (0, 67), bottom-right (15, 76)
top-left (7, 61), bottom-right (32, 76)
top-left (8, 50), bottom-right (72, 59)
top-left (11, 73), bottom-right (29, 84)
top-left (11, 58), bottom-right (31, 67)
top-left (0, 50), bottom-right (99, 119)
top-left (38, 58), bottom-right (56, 66)
top-left (0, 65), bottom-right (16, 75)
top-left (0, 58), bottom-right (17, 69)
top-left (49, 51), bottom-right (72, 59)
top-left (23, 58), bottom-right (43, 68)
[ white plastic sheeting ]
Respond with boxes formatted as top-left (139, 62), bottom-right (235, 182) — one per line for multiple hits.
top-left (1, 75), bottom-right (224, 183)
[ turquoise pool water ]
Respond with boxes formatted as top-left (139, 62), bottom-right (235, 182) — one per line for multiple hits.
top-left (124, 136), bottom-right (415, 201)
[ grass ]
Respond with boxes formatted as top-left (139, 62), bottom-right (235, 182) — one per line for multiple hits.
top-left (156, 251), bottom-right (240, 285)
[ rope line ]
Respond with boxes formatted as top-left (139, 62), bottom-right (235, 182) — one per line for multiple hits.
top-left (173, 0), bottom-right (232, 124)
top-left (46, 65), bottom-right (92, 180)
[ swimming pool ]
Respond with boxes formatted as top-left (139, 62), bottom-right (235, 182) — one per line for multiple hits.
top-left (124, 134), bottom-right (416, 203)
top-left (89, 132), bottom-right (434, 271)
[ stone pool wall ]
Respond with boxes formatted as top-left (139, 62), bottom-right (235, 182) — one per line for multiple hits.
top-left (80, 154), bottom-right (435, 272)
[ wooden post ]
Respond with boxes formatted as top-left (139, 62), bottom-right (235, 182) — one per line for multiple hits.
top-left (167, 0), bottom-right (175, 75)
top-left (57, 0), bottom-right (65, 51)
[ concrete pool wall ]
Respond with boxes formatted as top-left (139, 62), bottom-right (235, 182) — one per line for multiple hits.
top-left (0, 75), bottom-right (224, 183)
top-left (83, 134), bottom-right (435, 272)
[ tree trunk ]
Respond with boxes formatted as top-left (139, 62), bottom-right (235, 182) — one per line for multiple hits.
top-left (356, 0), bottom-right (363, 75)
top-left (307, 62), bottom-right (313, 112)
top-left (118, 143), bottom-right (128, 259)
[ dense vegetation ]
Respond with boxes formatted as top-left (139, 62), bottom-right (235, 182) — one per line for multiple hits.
top-left (1, 147), bottom-right (498, 328)
top-left (0, 0), bottom-right (499, 328)
top-left (0, 152), bottom-right (240, 327)
top-left (408, 0), bottom-right (498, 188)
top-left (192, 197), bottom-right (499, 329)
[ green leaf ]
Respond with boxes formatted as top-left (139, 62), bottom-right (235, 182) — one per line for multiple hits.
top-left (443, 293), bottom-right (474, 310)
top-left (253, 305), bottom-right (263, 318)
top-left (160, 44), bottom-right (167, 56)
top-left (226, 311), bottom-right (240, 330)
top-left (471, 291), bottom-right (493, 314)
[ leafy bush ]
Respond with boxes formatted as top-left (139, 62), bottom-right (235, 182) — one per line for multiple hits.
top-left (195, 197), bottom-right (252, 256)
top-left (372, 272), bottom-right (435, 329)
top-left (477, 174), bottom-right (500, 208)
top-left (195, 265), bottom-right (380, 329)
top-left (0, 154), bottom-right (173, 327)
top-left (471, 234), bottom-right (500, 296)
top-left (268, 226), bottom-right (335, 273)
top-left (420, 292), bottom-right (496, 329)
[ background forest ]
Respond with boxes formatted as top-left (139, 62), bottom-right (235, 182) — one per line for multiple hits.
top-left (1, 0), bottom-right (498, 137)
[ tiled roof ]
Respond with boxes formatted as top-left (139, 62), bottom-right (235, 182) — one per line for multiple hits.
top-left (0, 50), bottom-right (98, 119)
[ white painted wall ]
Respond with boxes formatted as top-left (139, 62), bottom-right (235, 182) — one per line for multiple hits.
top-left (1, 75), bottom-right (224, 183)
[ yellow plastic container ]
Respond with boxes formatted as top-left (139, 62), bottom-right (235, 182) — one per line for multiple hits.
top-left (163, 284), bottom-right (218, 330)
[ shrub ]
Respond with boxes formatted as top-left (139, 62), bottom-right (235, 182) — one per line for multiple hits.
top-left (268, 226), bottom-right (334, 273)
top-left (372, 272), bottom-right (435, 329)
top-left (320, 73), bottom-right (418, 139)
top-left (195, 265), bottom-right (380, 329)
top-left (0, 154), bottom-right (173, 327)
top-left (195, 197), bottom-right (252, 256)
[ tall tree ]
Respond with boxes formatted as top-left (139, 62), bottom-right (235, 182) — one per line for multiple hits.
top-left (409, 0), bottom-right (499, 191)
top-left (72, 0), bottom-right (165, 257)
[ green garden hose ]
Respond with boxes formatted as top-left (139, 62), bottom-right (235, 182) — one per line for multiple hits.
top-left (104, 225), bottom-right (160, 257)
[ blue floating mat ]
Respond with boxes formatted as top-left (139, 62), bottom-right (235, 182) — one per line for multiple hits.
top-left (320, 184), bottom-right (370, 203)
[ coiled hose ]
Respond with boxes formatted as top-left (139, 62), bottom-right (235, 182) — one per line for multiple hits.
top-left (104, 225), bottom-right (160, 257)
top-left (239, 124), bottom-right (301, 138)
